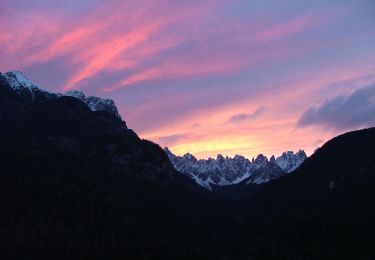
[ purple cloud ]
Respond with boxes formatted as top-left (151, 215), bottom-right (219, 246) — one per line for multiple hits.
top-left (298, 84), bottom-right (375, 130)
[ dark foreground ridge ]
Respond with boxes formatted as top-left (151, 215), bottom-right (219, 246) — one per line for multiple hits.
top-left (1, 72), bottom-right (375, 259)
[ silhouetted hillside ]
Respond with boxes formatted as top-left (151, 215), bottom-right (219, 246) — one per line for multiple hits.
top-left (242, 127), bottom-right (375, 259)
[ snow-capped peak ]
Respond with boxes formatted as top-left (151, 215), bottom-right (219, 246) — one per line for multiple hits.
top-left (1, 71), bottom-right (121, 118)
top-left (4, 71), bottom-right (48, 102)
top-left (275, 150), bottom-right (307, 173)
top-left (5, 71), bottom-right (38, 90)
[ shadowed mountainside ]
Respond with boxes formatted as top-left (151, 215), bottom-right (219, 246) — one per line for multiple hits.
top-left (0, 72), bottom-right (240, 259)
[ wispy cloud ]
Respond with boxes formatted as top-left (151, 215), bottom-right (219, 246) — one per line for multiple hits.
top-left (190, 123), bottom-right (201, 129)
top-left (227, 106), bottom-right (267, 124)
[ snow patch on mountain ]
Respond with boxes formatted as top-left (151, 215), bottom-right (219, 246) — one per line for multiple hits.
top-left (65, 90), bottom-right (120, 118)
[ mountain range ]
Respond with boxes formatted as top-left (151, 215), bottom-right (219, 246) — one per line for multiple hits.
top-left (164, 147), bottom-right (306, 189)
top-left (1, 71), bottom-right (374, 259)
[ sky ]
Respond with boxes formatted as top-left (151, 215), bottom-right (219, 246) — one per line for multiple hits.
top-left (1, 0), bottom-right (375, 159)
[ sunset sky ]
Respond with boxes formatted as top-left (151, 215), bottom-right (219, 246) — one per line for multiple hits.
top-left (1, 0), bottom-right (375, 159)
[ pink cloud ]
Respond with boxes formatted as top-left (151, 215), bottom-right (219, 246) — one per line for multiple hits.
top-left (254, 14), bottom-right (313, 43)
top-left (63, 21), bottom-right (166, 90)
top-left (1, 0), bottom-right (325, 91)
top-left (101, 11), bottom-right (326, 92)
top-left (58, 1), bottom-right (218, 90)
top-left (1, 14), bottom-right (62, 59)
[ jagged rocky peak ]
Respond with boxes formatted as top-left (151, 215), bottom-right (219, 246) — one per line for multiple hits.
top-left (253, 154), bottom-right (268, 167)
top-left (296, 149), bottom-right (307, 157)
top-left (275, 149), bottom-right (307, 173)
top-left (233, 154), bottom-right (250, 165)
top-left (233, 154), bottom-right (245, 160)
top-left (182, 153), bottom-right (197, 162)
top-left (1, 71), bottom-right (121, 119)
top-left (255, 154), bottom-right (268, 161)
top-left (163, 147), bottom-right (174, 156)
top-left (216, 154), bottom-right (226, 164)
